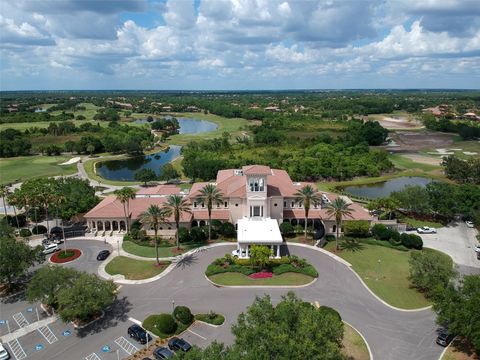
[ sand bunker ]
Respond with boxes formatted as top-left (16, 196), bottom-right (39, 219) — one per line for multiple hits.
top-left (402, 154), bottom-right (443, 166)
top-left (59, 157), bottom-right (81, 165)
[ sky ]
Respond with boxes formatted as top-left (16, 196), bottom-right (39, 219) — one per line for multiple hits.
top-left (0, 0), bottom-right (479, 90)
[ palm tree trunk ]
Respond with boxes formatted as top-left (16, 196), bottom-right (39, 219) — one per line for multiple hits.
top-left (176, 220), bottom-right (180, 249)
top-left (126, 201), bottom-right (131, 233)
top-left (61, 217), bottom-right (67, 254)
top-left (336, 221), bottom-right (340, 250)
top-left (154, 228), bottom-right (159, 265)
top-left (13, 206), bottom-right (20, 230)
top-left (1, 195), bottom-right (7, 218)
top-left (208, 210), bottom-right (212, 242)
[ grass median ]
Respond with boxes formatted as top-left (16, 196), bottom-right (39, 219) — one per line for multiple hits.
top-left (105, 256), bottom-right (170, 280)
top-left (208, 272), bottom-right (315, 286)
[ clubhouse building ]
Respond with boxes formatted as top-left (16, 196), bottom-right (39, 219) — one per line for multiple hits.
top-left (85, 165), bottom-right (372, 258)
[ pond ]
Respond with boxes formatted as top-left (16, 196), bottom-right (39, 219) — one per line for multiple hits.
top-left (134, 117), bottom-right (218, 134)
top-left (96, 145), bottom-right (182, 181)
top-left (343, 176), bottom-right (434, 199)
top-left (96, 118), bottom-right (218, 181)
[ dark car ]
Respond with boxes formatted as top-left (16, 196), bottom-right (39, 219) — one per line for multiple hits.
top-left (128, 324), bottom-right (152, 344)
top-left (168, 337), bottom-right (191, 352)
top-left (153, 347), bottom-right (174, 359)
top-left (436, 329), bottom-right (454, 347)
top-left (96, 250), bottom-right (111, 261)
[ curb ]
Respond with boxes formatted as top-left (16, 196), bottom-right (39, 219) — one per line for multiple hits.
top-left (47, 249), bottom-right (83, 266)
top-left (194, 319), bottom-right (225, 328)
top-left (343, 321), bottom-right (374, 360)
top-left (204, 274), bottom-right (318, 289)
top-left (287, 243), bottom-right (432, 312)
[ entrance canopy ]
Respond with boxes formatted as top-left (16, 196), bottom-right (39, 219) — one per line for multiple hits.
top-left (237, 217), bottom-right (283, 244)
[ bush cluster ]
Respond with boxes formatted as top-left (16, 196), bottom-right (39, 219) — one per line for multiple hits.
top-left (155, 313), bottom-right (177, 334)
top-left (19, 228), bottom-right (32, 238)
top-left (371, 224), bottom-right (423, 250)
top-left (173, 306), bottom-right (193, 325)
top-left (32, 225), bottom-right (47, 235)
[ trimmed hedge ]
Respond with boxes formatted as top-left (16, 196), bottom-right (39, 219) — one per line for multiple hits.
top-left (206, 264), bottom-right (257, 276)
top-left (32, 225), bottom-right (47, 235)
top-left (318, 306), bottom-right (342, 321)
top-left (195, 313), bottom-right (225, 326)
top-left (19, 228), bottom-right (32, 238)
top-left (359, 238), bottom-right (409, 251)
top-left (272, 263), bottom-right (318, 277)
top-left (173, 306), bottom-right (193, 325)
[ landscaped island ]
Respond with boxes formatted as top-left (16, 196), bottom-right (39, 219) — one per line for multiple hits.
top-left (206, 248), bottom-right (318, 287)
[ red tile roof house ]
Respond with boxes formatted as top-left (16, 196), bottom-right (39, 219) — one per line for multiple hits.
top-left (84, 166), bottom-right (372, 258)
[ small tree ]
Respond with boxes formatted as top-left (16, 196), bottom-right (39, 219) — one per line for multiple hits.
top-left (249, 245), bottom-right (271, 269)
top-left (56, 272), bottom-right (117, 323)
top-left (409, 251), bottom-right (456, 298)
top-left (279, 222), bottom-right (294, 237)
top-left (134, 168), bottom-right (157, 186)
top-left (158, 163), bottom-right (180, 181)
top-left (343, 220), bottom-right (370, 238)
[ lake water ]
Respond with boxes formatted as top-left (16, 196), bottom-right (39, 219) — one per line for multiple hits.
top-left (96, 118), bottom-right (217, 181)
top-left (343, 176), bottom-right (434, 199)
top-left (134, 117), bottom-right (218, 134)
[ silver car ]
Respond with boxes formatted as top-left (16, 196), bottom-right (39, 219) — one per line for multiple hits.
top-left (417, 226), bottom-right (437, 234)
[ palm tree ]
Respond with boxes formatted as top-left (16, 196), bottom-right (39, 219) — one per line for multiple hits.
top-left (295, 185), bottom-right (321, 242)
top-left (325, 197), bottom-right (353, 251)
top-left (6, 190), bottom-right (21, 230)
top-left (139, 205), bottom-right (169, 264)
top-left (196, 184), bottom-right (223, 242)
top-left (163, 195), bottom-right (192, 250)
top-left (0, 185), bottom-right (9, 218)
top-left (114, 187), bottom-right (136, 233)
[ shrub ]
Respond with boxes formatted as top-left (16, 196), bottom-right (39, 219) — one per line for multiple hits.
top-left (272, 263), bottom-right (318, 277)
top-left (156, 313), bottom-right (177, 334)
top-left (343, 220), bottom-right (370, 238)
top-left (325, 234), bottom-right (336, 242)
top-left (32, 225), bottom-right (47, 235)
top-left (190, 227), bottom-right (207, 243)
top-left (129, 228), bottom-right (148, 243)
top-left (371, 224), bottom-right (392, 240)
top-left (409, 251), bottom-right (455, 297)
top-left (195, 312), bottom-right (225, 326)
top-left (210, 220), bottom-right (222, 230)
top-left (130, 220), bottom-right (142, 231)
top-left (294, 224), bottom-right (304, 234)
top-left (390, 230), bottom-right (401, 242)
top-left (218, 222), bottom-right (236, 237)
top-left (173, 306), bottom-right (193, 325)
top-left (400, 233), bottom-right (423, 249)
top-left (19, 228), bottom-right (32, 238)
top-left (178, 227), bottom-right (192, 243)
top-left (280, 222), bottom-right (295, 237)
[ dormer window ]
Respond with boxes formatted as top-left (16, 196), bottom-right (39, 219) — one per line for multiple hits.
top-left (291, 201), bottom-right (295, 208)
top-left (193, 202), bottom-right (197, 208)
top-left (224, 201), bottom-right (228, 208)
top-left (201, 203), bottom-right (205, 208)
top-left (248, 177), bottom-right (265, 192)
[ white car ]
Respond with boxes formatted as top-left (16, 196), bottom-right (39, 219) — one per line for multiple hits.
top-left (417, 226), bottom-right (437, 234)
top-left (43, 243), bottom-right (60, 254)
top-left (231, 249), bottom-right (240, 257)
top-left (0, 343), bottom-right (10, 360)
top-left (465, 221), bottom-right (474, 228)
top-left (475, 244), bottom-right (480, 253)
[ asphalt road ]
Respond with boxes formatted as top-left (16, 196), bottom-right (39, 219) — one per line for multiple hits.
top-left (1, 241), bottom-right (444, 360)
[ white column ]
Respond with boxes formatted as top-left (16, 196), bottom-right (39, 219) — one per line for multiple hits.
top-left (246, 245), bottom-right (249, 258)
top-left (276, 244), bottom-right (280, 258)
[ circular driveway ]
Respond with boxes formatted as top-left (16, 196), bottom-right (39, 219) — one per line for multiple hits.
top-left (118, 243), bottom-right (443, 360)
top-left (50, 239), bottom-right (113, 273)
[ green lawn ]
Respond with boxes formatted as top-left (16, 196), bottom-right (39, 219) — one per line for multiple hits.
top-left (342, 323), bottom-right (370, 360)
top-left (398, 216), bottom-right (444, 229)
top-left (194, 313), bottom-right (225, 326)
top-left (105, 256), bottom-right (170, 280)
top-left (389, 153), bottom-right (441, 172)
top-left (122, 240), bottom-right (203, 258)
top-left (324, 242), bottom-right (440, 309)
top-left (208, 272), bottom-right (315, 286)
top-left (0, 155), bottom-right (77, 185)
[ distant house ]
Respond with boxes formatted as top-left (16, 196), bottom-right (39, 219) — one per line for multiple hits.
top-left (162, 105), bottom-right (172, 111)
top-left (462, 112), bottom-right (480, 120)
top-left (264, 106), bottom-right (280, 112)
top-left (106, 100), bottom-right (133, 109)
top-left (186, 106), bottom-right (200, 112)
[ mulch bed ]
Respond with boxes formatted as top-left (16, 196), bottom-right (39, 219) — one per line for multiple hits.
top-left (249, 272), bottom-right (273, 279)
top-left (50, 249), bottom-right (82, 264)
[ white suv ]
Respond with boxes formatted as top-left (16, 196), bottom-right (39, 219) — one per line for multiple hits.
top-left (417, 226), bottom-right (437, 234)
top-left (43, 243), bottom-right (60, 254)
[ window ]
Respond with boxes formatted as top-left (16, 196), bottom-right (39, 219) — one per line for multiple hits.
top-left (193, 202), bottom-right (197, 208)
top-left (291, 201), bottom-right (295, 208)
top-left (251, 206), bottom-right (262, 217)
top-left (201, 203), bottom-right (205, 208)
top-left (235, 203), bottom-right (238, 207)
top-left (224, 201), bottom-right (228, 208)
top-left (216, 202), bottom-right (221, 208)
top-left (248, 177), bottom-right (265, 192)
top-left (274, 203), bottom-right (277, 207)
top-left (284, 201), bottom-right (287, 207)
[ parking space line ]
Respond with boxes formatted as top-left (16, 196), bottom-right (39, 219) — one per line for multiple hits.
top-left (187, 329), bottom-right (207, 340)
top-left (12, 313), bottom-right (29, 328)
top-left (85, 353), bottom-right (102, 360)
top-left (37, 325), bottom-right (58, 344)
top-left (7, 338), bottom-right (27, 360)
top-left (127, 317), bottom-right (142, 326)
top-left (114, 336), bottom-right (139, 355)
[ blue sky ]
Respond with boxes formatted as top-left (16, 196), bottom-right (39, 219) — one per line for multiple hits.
top-left (1, 0), bottom-right (479, 90)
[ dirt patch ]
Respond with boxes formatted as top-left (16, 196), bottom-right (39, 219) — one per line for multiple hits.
top-left (368, 115), bottom-right (423, 129)
top-left (402, 154), bottom-right (443, 166)
top-left (387, 131), bottom-right (455, 152)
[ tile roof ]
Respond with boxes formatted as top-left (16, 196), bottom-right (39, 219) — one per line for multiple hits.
top-left (136, 184), bottom-right (182, 196)
top-left (192, 209), bottom-right (231, 220)
top-left (242, 165), bottom-right (272, 175)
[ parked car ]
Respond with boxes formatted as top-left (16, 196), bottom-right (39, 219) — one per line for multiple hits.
top-left (405, 224), bottom-right (417, 231)
top-left (96, 250), bottom-right (111, 261)
top-left (475, 244), bottom-right (480, 253)
top-left (231, 249), bottom-right (240, 257)
top-left (127, 324), bottom-right (152, 344)
top-left (0, 343), bottom-right (10, 360)
top-left (477, 252), bottom-right (480, 260)
top-left (168, 337), bottom-right (192, 352)
top-left (43, 243), bottom-right (60, 255)
top-left (436, 329), bottom-right (454, 347)
top-left (153, 347), bottom-right (174, 359)
top-left (53, 235), bottom-right (64, 244)
top-left (417, 226), bottom-right (437, 234)
top-left (465, 220), bottom-right (474, 228)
